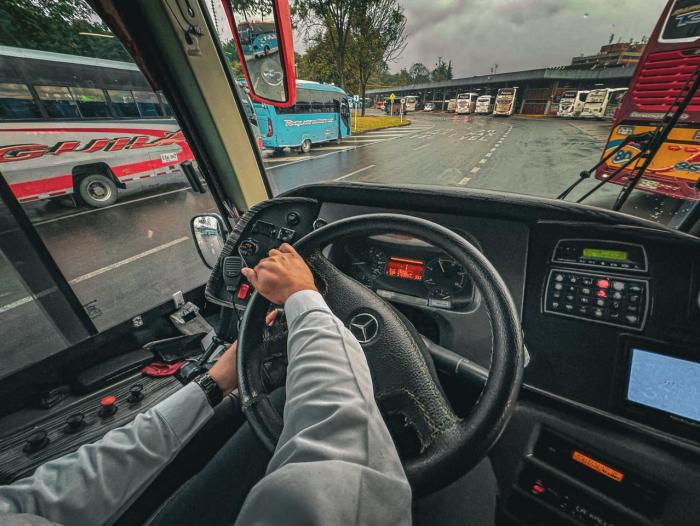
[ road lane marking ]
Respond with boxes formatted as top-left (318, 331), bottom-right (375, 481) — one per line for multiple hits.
top-left (0, 237), bottom-right (190, 314)
top-left (470, 167), bottom-right (481, 174)
top-left (313, 145), bottom-right (364, 151)
top-left (335, 164), bottom-right (375, 181)
top-left (33, 188), bottom-right (190, 226)
top-left (458, 177), bottom-right (471, 185)
top-left (479, 158), bottom-right (487, 164)
top-left (414, 143), bottom-right (430, 151)
top-left (70, 237), bottom-right (189, 284)
top-left (0, 296), bottom-right (33, 314)
top-left (338, 139), bottom-right (383, 143)
top-left (486, 152), bottom-right (492, 158)
top-left (263, 155), bottom-right (312, 162)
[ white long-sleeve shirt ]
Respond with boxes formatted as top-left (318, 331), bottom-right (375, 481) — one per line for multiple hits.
top-left (0, 290), bottom-right (411, 526)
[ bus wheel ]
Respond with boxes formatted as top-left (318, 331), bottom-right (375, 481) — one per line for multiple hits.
top-left (264, 45), bottom-right (270, 56)
top-left (78, 174), bottom-right (118, 208)
top-left (298, 139), bottom-right (312, 154)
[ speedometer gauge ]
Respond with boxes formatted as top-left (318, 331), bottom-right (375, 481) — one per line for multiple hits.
top-left (424, 257), bottom-right (466, 298)
top-left (349, 245), bottom-right (387, 286)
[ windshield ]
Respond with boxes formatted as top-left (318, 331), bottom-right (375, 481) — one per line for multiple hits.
top-left (209, 0), bottom-right (697, 231)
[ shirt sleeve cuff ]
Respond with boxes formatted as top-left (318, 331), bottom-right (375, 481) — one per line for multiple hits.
top-left (284, 290), bottom-right (330, 325)
top-left (154, 381), bottom-right (214, 444)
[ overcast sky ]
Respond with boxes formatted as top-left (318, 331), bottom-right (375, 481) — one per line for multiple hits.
top-left (392, 0), bottom-right (669, 77)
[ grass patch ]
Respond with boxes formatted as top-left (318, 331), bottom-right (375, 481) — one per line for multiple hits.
top-left (352, 116), bottom-right (411, 134)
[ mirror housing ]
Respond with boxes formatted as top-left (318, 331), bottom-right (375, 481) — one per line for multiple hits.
top-left (191, 214), bottom-right (227, 269)
top-left (222, 0), bottom-right (296, 107)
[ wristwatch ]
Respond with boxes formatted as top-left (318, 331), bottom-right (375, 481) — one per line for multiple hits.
top-left (194, 373), bottom-right (224, 407)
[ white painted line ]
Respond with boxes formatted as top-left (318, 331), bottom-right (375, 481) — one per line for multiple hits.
top-left (347, 134), bottom-right (403, 139)
top-left (470, 167), bottom-right (481, 174)
top-left (70, 237), bottom-right (189, 285)
top-left (0, 295), bottom-right (33, 314)
top-left (485, 152), bottom-right (492, 158)
top-left (490, 148), bottom-right (497, 152)
top-left (313, 145), bottom-right (361, 151)
top-left (414, 143), bottom-right (430, 151)
top-left (338, 139), bottom-right (383, 143)
top-left (335, 164), bottom-right (375, 181)
top-left (33, 188), bottom-right (190, 226)
top-left (458, 177), bottom-right (471, 185)
top-left (479, 158), bottom-right (487, 164)
top-left (263, 156), bottom-right (312, 162)
top-left (0, 237), bottom-right (191, 314)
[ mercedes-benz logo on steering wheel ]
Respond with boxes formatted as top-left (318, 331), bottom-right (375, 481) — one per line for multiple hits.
top-left (349, 313), bottom-right (379, 344)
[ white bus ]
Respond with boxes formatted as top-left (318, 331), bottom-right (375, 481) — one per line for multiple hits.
top-left (557, 90), bottom-right (589, 118)
top-left (475, 95), bottom-right (493, 114)
top-left (404, 96), bottom-right (418, 112)
top-left (493, 87), bottom-right (519, 116)
top-left (446, 98), bottom-right (457, 112)
top-left (603, 88), bottom-right (628, 120)
top-left (455, 93), bottom-right (478, 114)
top-left (581, 88), bottom-right (627, 120)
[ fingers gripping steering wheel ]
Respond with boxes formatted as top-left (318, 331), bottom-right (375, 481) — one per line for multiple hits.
top-left (237, 213), bottom-right (524, 496)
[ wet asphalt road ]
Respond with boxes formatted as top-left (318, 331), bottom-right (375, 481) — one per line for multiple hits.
top-left (1, 111), bottom-right (694, 375)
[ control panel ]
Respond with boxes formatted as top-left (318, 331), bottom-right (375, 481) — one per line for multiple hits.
top-left (0, 374), bottom-right (180, 483)
top-left (544, 269), bottom-right (649, 330)
top-left (552, 239), bottom-right (648, 273)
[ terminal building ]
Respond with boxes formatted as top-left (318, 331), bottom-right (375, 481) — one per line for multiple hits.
top-left (368, 47), bottom-right (640, 116)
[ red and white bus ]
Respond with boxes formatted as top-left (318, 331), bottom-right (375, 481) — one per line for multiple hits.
top-left (0, 45), bottom-right (195, 208)
top-left (596, 0), bottom-right (700, 200)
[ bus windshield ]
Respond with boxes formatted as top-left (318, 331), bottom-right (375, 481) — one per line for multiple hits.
top-left (205, 0), bottom-right (695, 232)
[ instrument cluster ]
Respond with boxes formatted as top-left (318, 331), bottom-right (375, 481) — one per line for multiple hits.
top-left (334, 235), bottom-right (474, 311)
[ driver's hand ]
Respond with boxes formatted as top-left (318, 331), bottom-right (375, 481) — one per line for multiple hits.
top-left (241, 243), bottom-right (317, 305)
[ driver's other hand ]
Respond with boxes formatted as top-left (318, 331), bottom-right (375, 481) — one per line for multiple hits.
top-left (241, 243), bottom-right (317, 305)
top-left (208, 341), bottom-right (238, 397)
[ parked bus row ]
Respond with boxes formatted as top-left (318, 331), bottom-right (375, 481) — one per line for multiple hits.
top-left (412, 88), bottom-right (521, 117)
top-left (556, 88), bottom-right (628, 120)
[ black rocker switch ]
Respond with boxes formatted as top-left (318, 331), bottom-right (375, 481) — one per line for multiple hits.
top-left (128, 384), bottom-right (144, 404)
top-left (24, 430), bottom-right (49, 453)
top-left (65, 413), bottom-right (85, 434)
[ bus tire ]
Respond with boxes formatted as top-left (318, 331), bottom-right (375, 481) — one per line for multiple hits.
top-left (298, 139), bottom-right (312, 154)
top-left (77, 173), bottom-right (118, 208)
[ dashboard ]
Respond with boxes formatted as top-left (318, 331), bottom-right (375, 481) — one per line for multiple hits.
top-left (332, 234), bottom-right (474, 311)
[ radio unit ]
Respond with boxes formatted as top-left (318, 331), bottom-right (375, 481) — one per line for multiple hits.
top-left (552, 239), bottom-right (648, 272)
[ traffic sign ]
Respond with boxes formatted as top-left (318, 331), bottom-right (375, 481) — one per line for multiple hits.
top-left (389, 93), bottom-right (395, 102)
top-left (400, 98), bottom-right (406, 104)
top-left (353, 94), bottom-right (360, 103)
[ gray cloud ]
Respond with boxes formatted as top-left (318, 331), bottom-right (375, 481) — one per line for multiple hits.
top-left (394, 0), bottom-right (669, 77)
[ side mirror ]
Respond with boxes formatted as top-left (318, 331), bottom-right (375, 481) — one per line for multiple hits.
top-left (191, 214), bottom-right (226, 269)
top-left (222, 0), bottom-right (296, 107)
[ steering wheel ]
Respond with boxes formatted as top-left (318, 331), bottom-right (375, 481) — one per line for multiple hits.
top-left (237, 213), bottom-right (524, 496)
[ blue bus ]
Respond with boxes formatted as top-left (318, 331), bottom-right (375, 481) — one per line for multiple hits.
top-left (237, 21), bottom-right (278, 58)
top-left (254, 80), bottom-right (352, 153)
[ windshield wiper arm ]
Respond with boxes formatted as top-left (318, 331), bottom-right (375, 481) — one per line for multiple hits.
top-left (557, 132), bottom-right (653, 201)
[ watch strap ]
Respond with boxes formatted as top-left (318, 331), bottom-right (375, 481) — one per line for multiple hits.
top-left (194, 373), bottom-right (224, 407)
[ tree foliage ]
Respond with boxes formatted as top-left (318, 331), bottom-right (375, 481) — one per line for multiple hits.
top-left (408, 63), bottom-right (430, 83)
top-left (431, 57), bottom-right (453, 82)
top-left (0, 0), bottom-right (131, 61)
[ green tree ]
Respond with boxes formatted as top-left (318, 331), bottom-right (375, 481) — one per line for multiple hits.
top-left (345, 0), bottom-right (406, 115)
top-left (294, 0), bottom-right (353, 88)
top-left (0, 0), bottom-right (131, 61)
top-left (408, 62), bottom-right (430, 83)
top-left (431, 57), bottom-right (453, 82)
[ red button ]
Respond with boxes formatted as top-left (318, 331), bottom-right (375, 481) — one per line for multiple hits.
top-left (596, 279), bottom-right (610, 289)
top-left (531, 482), bottom-right (546, 495)
top-left (596, 290), bottom-right (608, 298)
top-left (100, 395), bottom-right (117, 407)
top-left (237, 283), bottom-right (251, 300)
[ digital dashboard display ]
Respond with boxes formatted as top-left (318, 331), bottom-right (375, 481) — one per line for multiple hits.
top-left (627, 349), bottom-right (700, 423)
top-left (385, 257), bottom-right (424, 281)
top-left (582, 248), bottom-right (628, 261)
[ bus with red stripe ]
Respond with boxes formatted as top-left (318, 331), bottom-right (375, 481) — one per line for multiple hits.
top-left (0, 46), bottom-right (195, 207)
top-left (596, 0), bottom-right (700, 200)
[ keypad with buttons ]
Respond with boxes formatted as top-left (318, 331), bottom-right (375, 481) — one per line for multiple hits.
top-left (544, 269), bottom-right (648, 329)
